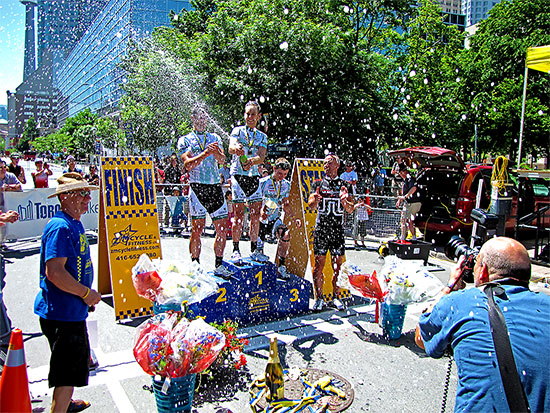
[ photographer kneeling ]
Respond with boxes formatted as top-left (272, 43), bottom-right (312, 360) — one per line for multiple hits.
top-left (415, 237), bottom-right (550, 413)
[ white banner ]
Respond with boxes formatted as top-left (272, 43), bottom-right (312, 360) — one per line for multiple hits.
top-left (3, 189), bottom-right (99, 240)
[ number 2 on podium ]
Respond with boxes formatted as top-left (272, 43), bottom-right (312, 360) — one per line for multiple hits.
top-left (216, 287), bottom-right (227, 303)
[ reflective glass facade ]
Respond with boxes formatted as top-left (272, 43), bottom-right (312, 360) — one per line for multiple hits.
top-left (461, 0), bottom-right (502, 27)
top-left (56, 0), bottom-right (191, 123)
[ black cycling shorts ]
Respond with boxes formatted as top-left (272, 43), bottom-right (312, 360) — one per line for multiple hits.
top-left (190, 183), bottom-right (225, 215)
top-left (234, 175), bottom-right (260, 198)
top-left (40, 318), bottom-right (90, 388)
top-left (313, 225), bottom-right (345, 257)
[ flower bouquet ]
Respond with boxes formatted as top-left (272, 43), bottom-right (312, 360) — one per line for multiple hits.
top-left (134, 313), bottom-right (225, 412)
top-left (131, 254), bottom-right (219, 309)
top-left (133, 314), bottom-right (225, 378)
top-left (340, 258), bottom-right (443, 337)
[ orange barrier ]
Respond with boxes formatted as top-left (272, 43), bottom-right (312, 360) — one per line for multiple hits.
top-left (0, 328), bottom-right (31, 412)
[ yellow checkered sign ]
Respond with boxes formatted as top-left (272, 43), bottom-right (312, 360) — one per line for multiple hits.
top-left (99, 156), bottom-right (162, 320)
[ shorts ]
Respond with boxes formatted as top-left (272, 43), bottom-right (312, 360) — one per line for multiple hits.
top-left (39, 318), bottom-right (90, 388)
top-left (313, 225), bottom-right (345, 257)
top-left (404, 202), bottom-right (422, 219)
top-left (231, 175), bottom-right (262, 204)
top-left (189, 183), bottom-right (228, 221)
top-left (259, 218), bottom-right (287, 241)
top-left (356, 219), bottom-right (371, 237)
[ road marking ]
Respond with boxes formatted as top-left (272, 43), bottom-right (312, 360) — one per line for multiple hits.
top-left (106, 379), bottom-right (136, 413)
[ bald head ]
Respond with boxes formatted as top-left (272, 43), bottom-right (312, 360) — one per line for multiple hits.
top-left (478, 237), bottom-right (531, 282)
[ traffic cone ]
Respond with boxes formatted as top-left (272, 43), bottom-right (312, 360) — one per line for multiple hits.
top-left (0, 328), bottom-right (31, 412)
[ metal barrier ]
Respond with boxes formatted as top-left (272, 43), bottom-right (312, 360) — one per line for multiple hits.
top-left (345, 193), bottom-right (403, 240)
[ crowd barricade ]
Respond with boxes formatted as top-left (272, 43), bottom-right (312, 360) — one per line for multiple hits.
top-left (346, 192), bottom-right (403, 240)
top-left (155, 184), bottom-right (191, 231)
top-left (2, 189), bottom-right (100, 241)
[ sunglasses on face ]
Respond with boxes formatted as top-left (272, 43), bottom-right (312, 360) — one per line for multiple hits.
top-left (275, 163), bottom-right (290, 170)
top-left (70, 190), bottom-right (91, 197)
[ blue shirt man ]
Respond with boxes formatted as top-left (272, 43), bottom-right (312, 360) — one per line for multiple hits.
top-left (33, 173), bottom-right (101, 412)
top-left (416, 237), bottom-right (550, 413)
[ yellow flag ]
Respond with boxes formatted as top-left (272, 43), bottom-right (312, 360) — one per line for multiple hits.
top-left (526, 45), bottom-right (550, 73)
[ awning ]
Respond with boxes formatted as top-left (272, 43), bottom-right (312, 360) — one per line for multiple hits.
top-left (526, 45), bottom-right (550, 73)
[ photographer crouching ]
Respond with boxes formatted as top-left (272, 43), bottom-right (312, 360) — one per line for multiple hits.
top-left (415, 237), bottom-right (550, 412)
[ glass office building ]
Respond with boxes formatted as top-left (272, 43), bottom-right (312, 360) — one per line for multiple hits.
top-left (37, 0), bottom-right (108, 67)
top-left (461, 0), bottom-right (502, 27)
top-left (56, 0), bottom-right (191, 123)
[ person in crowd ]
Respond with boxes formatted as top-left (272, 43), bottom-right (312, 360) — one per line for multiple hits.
top-left (84, 165), bottom-right (100, 186)
top-left (416, 237), bottom-right (550, 412)
top-left (0, 210), bottom-right (20, 363)
top-left (219, 162), bottom-right (231, 189)
top-left (391, 155), bottom-right (409, 196)
top-left (169, 186), bottom-right (188, 232)
top-left (8, 153), bottom-right (26, 184)
top-left (228, 100), bottom-right (268, 261)
top-left (63, 155), bottom-right (84, 176)
top-left (340, 161), bottom-right (357, 194)
top-left (257, 158), bottom-right (301, 279)
top-left (395, 164), bottom-right (422, 240)
top-left (0, 160), bottom-right (22, 193)
top-left (154, 160), bottom-right (165, 228)
top-left (225, 191), bottom-right (233, 239)
top-left (33, 173), bottom-right (101, 412)
top-left (179, 104), bottom-right (230, 276)
top-left (32, 158), bottom-right (53, 188)
top-left (308, 153), bottom-right (354, 311)
top-left (371, 163), bottom-right (387, 206)
top-left (352, 196), bottom-right (373, 248)
top-left (163, 155), bottom-right (183, 228)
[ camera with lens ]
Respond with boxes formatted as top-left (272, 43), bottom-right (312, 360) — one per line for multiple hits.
top-left (445, 235), bottom-right (480, 283)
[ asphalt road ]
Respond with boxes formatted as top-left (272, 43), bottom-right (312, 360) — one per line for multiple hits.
top-left (3, 232), bottom-right (461, 413)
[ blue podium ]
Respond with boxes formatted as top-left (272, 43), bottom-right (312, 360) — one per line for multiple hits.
top-left (192, 258), bottom-right (311, 325)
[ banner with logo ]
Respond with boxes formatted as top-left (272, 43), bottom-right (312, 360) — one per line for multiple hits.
top-left (292, 158), bottom-right (349, 301)
top-left (100, 156), bottom-right (162, 320)
top-left (3, 189), bottom-right (99, 240)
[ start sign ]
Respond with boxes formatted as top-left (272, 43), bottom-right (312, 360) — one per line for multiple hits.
top-left (98, 156), bottom-right (162, 320)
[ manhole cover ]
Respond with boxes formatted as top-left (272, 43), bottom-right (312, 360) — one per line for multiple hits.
top-left (250, 367), bottom-right (354, 412)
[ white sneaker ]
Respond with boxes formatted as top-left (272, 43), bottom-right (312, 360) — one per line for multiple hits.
top-left (214, 265), bottom-right (232, 279)
top-left (250, 250), bottom-right (269, 262)
top-left (312, 299), bottom-right (325, 311)
top-left (278, 265), bottom-right (291, 280)
top-left (332, 298), bottom-right (345, 311)
top-left (231, 251), bottom-right (242, 261)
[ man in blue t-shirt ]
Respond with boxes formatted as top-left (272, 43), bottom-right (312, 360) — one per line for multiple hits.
top-left (416, 237), bottom-right (550, 413)
top-left (33, 173), bottom-right (101, 412)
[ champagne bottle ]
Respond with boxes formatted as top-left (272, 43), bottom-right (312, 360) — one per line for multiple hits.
top-left (265, 337), bottom-right (284, 402)
top-left (239, 154), bottom-right (248, 165)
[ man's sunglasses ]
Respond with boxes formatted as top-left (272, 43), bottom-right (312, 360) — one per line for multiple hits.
top-left (275, 162), bottom-right (290, 170)
top-left (70, 190), bottom-right (91, 197)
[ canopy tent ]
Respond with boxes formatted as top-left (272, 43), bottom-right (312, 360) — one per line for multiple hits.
top-left (517, 45), bottom-right (550, 168)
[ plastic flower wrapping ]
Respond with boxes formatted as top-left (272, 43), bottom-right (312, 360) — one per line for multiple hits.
top-left (131, 254), bottom-right (218, 305)
top-left (133, 313), bottom-right (225, 378)
top-left (340, 257), bottom-right (443, 306)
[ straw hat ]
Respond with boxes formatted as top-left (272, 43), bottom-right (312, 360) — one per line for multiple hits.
top-left (48, 172), bottom-right (99, 198)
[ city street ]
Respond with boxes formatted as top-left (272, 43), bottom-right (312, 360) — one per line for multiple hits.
top-left (4, 231), bottom-right (462, 413)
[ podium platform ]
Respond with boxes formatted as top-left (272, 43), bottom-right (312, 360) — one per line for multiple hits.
top-left (192, 258), bottom-right (311, 325)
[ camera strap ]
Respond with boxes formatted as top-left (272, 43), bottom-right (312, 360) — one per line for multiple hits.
top-left (483, 283), bottom-right (531, 412)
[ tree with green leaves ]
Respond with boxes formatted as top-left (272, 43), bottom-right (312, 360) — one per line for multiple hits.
top-left (19, 117), bottom-right (39, 153)
top-left (459, 0), bottom-right (550, 164)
